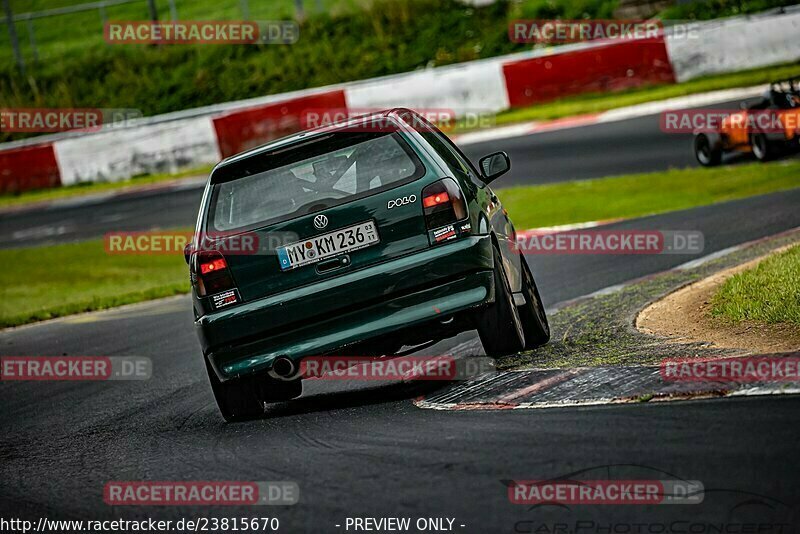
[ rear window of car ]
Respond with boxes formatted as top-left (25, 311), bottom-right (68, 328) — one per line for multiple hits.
top-left (207, 130), bottom-right (424, 232)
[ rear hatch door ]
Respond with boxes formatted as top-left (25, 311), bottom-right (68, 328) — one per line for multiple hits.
top-left (204, 129), bottom-right (433, 302)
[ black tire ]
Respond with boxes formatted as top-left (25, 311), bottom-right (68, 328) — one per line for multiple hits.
top-left (518, 258), bottom-right (550, 349)
top-left (694, 134), bottom-right (721, 166)
top-left (205, 359), bottom-right (264, 422)
top-left (751, 133), bottom-right (772, 162)
top-left (261, 377), bottom-right (302, 403)
top-left (205, 361), bottom-right (302, 422)
top-left (476, 246), bottom-right (526, 357)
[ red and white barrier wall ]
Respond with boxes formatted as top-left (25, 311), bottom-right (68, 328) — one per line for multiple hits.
top-left (2, 10), bottom-right (798, 194)
top-left (213, 90), bottom-right (348, 158)
top-left (502, 36), bottom-right (675, 108)
top-left (0, 144), bottom-right (60, 193)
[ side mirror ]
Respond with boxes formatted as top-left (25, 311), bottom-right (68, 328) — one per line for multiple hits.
top-left (478, 151), bottom-right (510, 183)
top-left (184, 243), bottom-right (193, 265)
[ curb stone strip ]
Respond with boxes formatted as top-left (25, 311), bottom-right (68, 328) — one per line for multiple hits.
top-left (416, 228), bottom-right (800, 410)
top-left (415, 358), bottom-right (800, 411)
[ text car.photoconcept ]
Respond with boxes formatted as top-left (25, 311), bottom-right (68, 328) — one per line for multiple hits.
top-left (186, 108), bottom-right (550, 420)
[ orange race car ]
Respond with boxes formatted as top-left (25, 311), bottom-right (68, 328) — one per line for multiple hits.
top-left (693, 78), bottom-right (800, 166)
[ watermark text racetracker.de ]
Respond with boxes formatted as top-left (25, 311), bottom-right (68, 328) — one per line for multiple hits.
top-left (299, 355), bottom-right (494, 381)
top-left (0, 356), bottom-right (150, 381)
top-left (514, 230), bottom-right (704, 255)
top-left (300, 107), bottom-right (496, 132)
top-left (508, 479), bottom-right (704, 505)
top-left (661, 355), bottom-right (800, 383)
top-left (0, 108), bottom-right (142, 133)
top-left (661, 109), bottom-right (800, 134)
top-left (506, 466), bottom-right (794, 533)
top-left (509, 19), bottom-right (661, 43)
top-left (104, 481), bottom-right (298, 506)
top-left (104, 21), bottom-right (298, 44)
top-left (1, 516), bottom-right (281, 533)
top-left (509, 19), bottom-right (701, 43)
top-left (104, 231), bottom-right (299, 256)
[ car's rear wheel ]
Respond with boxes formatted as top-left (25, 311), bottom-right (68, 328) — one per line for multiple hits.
top-left (477, 246), bottom-right (525, 357)
top-left (205, 360), bottom-right (302, 422)
top-left (694, 134), bottom-right (721, 166)
top-left (205, 359), bottom-right (264, 422)
top-left (518, 258), bottom-right (550, 349)
top-left (751, 133), bottom-right (773, 162)
top-left (261, 377), bottom-right (303, 403)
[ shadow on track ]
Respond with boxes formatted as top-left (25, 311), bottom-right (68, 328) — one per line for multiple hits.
top-left (251, 379), bottom-right (451, 421)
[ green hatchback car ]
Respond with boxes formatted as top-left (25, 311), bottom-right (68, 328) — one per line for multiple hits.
top-left (188, 108), bottom-right (549, 421)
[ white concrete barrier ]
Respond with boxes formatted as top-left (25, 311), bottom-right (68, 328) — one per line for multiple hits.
top-left (666, 10), bottom-right (800, 82)
top-left (53, 116), bottom-right (220, 186)
top-left (344, 58), bottom-right (510, 116)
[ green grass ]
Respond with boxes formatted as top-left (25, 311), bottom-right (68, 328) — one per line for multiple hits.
top-left (2, 0), bottom-right (364, 64)
top-left (453, 62), bottom-right (800, 132)
top-left (0, 165), bottom-right (212, 208)
top-left (0, 238), bottom-right (190, 328)
top-left (5, 0), bottom-right (789, 65)
top-left (711, 244), bottom-right (800, 326)
top-left (1, 0), bottom-right (618, 65)
top-left (0, 0), bottom-right (526, 143)
top-left (495, 159), bottom-right (800, 229)
top-left (4, 158), bottom-right (800, 328)
top-left (659, 0), bottom-right (797, 20)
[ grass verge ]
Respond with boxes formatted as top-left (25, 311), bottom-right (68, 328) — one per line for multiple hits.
top-left (0, 166), bottom-right (212, 209)
top-left (452, 62), bottom-right (800, 133)
top-left (496, 159), bottom-right (800, 229)
top-left (0, 240), bottom-right (189, 328)
top-left (3, 159), bottom-right (799, 328)
top-left (496, 229), bottom-right (800, 370)
top-left (711, 244), bottom-right (800, 326)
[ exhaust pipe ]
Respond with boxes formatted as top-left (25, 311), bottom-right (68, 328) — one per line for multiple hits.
top-left (271, 357), bottom-right (297, 380)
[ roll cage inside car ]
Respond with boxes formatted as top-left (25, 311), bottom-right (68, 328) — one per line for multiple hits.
top-left (764, 78), bottom-right (800, 109)
top-left (740, 78), bottom-right (800, 111)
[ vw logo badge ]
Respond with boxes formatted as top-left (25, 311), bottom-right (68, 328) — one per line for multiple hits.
top-left (313, 215), bottom-right (328, 230)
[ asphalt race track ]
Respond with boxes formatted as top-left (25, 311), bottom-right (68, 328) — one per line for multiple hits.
top-left (2, 105), bottom-right (800, 530)
top-left (460, 110), bottom-right (698, 186)
top-left (460, 99), bottom-right (753, 186)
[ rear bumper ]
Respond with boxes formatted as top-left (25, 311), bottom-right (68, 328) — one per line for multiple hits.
top-left (197, 235), bottom-right (494, 380)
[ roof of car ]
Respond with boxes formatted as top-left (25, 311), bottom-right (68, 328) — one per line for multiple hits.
top-left (216, 108), bottom-right (412, 168)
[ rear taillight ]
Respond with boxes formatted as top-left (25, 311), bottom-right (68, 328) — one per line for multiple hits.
top-left (422, 178), bottom-right (468, 231)
top-left (200, 257), bottom-right (227, 275)
top-left (422, 191), bottom-right (450, 208)
top-left (193, 250), bottom-right (236, 297)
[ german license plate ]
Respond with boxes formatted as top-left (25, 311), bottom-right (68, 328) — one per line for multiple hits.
top-left (277, 220), bottom-right (379, 271)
